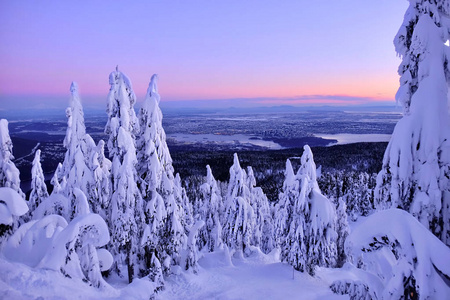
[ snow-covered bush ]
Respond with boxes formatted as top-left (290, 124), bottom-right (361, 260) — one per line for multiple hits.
top-left (344, 209), bottom-right (450, 299)
top-left (3, 214), bottom-right (68, 267)
top-left (0, 187), bottom-right (29, 240)
top-left (32, 193), bottom-right (70, 220)
top-left (39, 213), bottom-right (111, 288)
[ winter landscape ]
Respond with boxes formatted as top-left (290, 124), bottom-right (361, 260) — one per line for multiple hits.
top-left (1, 1), bottom-right (450, 300)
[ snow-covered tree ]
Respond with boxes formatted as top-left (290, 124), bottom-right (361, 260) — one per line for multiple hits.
top-left (375, 0), bottom-right (450, 245)
top-left (137, 74), bottom-right (168, 198)
top-left (183, 220), bottom-right (204, 273)
top-left (57, 82), bottom-right (97, 220)
top-left (274, 159), bottom-right (299, 257)
top-left (136, 74), bottom-right (189, 276)
top-left (28, 149), bottom-right (49, 217)
top-left (0, 119), bottom-right (24, 199)
top-left (222, 154), bottom-right (255, 254)
top-left (88, 140), bottom-right (111, 220)
top-left (105, 67), bottom-right (144, 283)
top-left (246, 166), bottom-right (274, 253)
top-left (275, 146), bottom-right (337, 274)
top-left (197, 165), bottom-right (223, 252)
top-left (301, 146), bottom-right (337, 275)
top-left (175, 173), bottom-right (194, 231)
top-left (335, 198), bottom-right (349, 267)
top-left (148, 252), bottom-right (164, 292)
top-left (51, 163), bottom-right (65, 195)
top-left (159, 177), bottom-right (187, 274)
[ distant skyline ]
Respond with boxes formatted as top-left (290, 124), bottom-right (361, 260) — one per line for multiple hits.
top-left (0, 1), bottom-right (408, 110)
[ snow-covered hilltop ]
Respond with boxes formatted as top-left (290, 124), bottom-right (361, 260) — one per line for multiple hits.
top-left (1, 1), bottom-right (450, 299)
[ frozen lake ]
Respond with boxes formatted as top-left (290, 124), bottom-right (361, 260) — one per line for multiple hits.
top-left (314, 133), bottom-right (392, 145)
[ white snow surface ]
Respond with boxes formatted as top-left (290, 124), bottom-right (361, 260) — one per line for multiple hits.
top-left (0, 246), bottom-right (351, 299)
top-left (159, 248), bottom-right (346, 300)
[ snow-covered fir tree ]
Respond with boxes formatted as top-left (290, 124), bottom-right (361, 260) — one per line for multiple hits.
top-left (105, 67), bottom-right (144, 283)
top-left (335, 198), bottom-right (349, 267)
top-left (183, 220), bottom-right (204, 273)
top-left (276, 158), bottom-right (308, 272)
top-left (276, 146), bottom-right (337, 275)
top-left (28, 149), bottom-right (49, 217)
top-left (0, 119), bottom-right (25, 232)
top-left (88, 140), bottom-right (111, 220)
top-left (50, 163), bottom-right (66, 195)
top-left (0, 119), bottom-right (24, 199)
top-left (274, 159), bottom-right (300, 259)
top-left (58, 82), bottom-right (97, 219)
top-left (375, 0), bottom-right (450, 245)
top-left (301, 146), bottom-right (337, 275)
top-left (136, 74), bottom-right (189, 276)
top-left (320, 171), bottom-right (375, 221)
top-left (222, 154), bottom-right (255, 254)
top-left (197, 165), bottom-right (223, 252)
top-left (246, 166), bottom-right (274, 254)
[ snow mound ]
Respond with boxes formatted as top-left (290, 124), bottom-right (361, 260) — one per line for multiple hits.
top-left (345, 209), bottom-right (450, 299)
top-left (0, 187), bottom-right (28, 225)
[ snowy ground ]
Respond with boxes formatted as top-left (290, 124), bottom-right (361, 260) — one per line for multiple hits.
top-left (0, 248), bottom-right (348, 300)
top-left (160, 248), bottom-right (346, 300)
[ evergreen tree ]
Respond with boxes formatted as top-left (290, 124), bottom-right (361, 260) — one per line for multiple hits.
top-left (375, 0), bottom-right (450, 245)
top-left (276, 146), bottom-right (337, 274)
top-left (0, 119), bottom-right (24, 198)
top-left (274, 159), bottom-right (299, 256)
top-left (197, 165), bottom-right (223, 252)
top-left (246, 166), bottom-right (274, 253)
top-left (50, 163), bottom-right (65, 195)
top-left (89, 140), bottom-right (111, 220)
top-left (335, 198), bottom-right (349, 267)
top-left (58, 82), bottom-right (96, 219)
top-left (222, 154), bottom-right (255, 254)
top-left (28, 149), bottom-right (49, 217)
top-left (105, 67), bottom-right (144, 283)
top-left (0, 119), bottom-right (25, 232)
top-left (136, 74), bottom-right (188, 276)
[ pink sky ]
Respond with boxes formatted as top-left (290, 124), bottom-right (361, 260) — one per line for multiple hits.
top-left (0, 1), bottom-right (407, 110)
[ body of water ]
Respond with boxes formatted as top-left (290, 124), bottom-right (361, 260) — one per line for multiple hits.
top-left (314, 133), bottom-right (392, 145)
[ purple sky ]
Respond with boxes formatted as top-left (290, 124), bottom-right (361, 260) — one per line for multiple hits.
top-left (0, 1), bottom-right (408, 110)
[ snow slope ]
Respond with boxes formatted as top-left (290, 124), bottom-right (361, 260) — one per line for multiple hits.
top-left (159, 248), bottom-right (346, 300)
top-left (0, 256), bottom-right (155, 300)
top-left (0, 248), bottom-right (348, 300)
